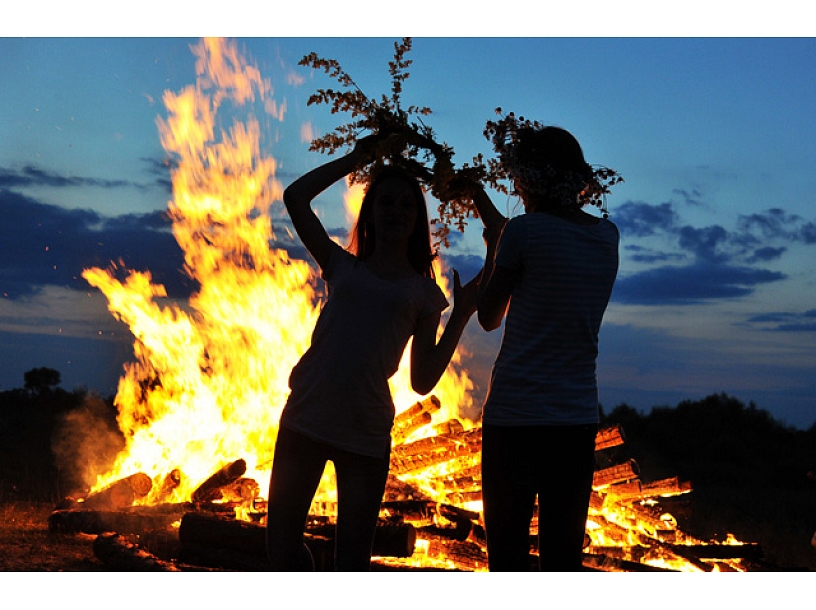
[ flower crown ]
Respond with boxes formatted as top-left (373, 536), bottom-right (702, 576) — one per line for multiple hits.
top-left (483, 110), bottom-right (623, 217)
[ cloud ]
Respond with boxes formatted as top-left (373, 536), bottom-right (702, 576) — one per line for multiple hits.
top-left (744, 309), bottom-right (816, 332)
top-left (624, 244), bottom-right (685, 264)
top-left (747, 246), bottom-right (787, 263)
top-left (0, 189), bottom-right (193, 300)
top-left (672, 187), bottom-right (705, 207)
top-left (612, 197), bottom-right (815, 305)
top-left (0, 163), bottom-right (157, 192)
top-left (613, 201), bottom-right (677, 237)
top-left (677, 225), bottom-right (730, 263)
top-left (612, 263), bottom-right (786, 305)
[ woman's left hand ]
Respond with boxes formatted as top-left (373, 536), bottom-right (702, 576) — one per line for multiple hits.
top-left (452, 269), bottom-right (480, 318)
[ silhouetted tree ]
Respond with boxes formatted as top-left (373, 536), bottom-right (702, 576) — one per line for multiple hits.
top-left (23, 367), bottom-right (61, 396)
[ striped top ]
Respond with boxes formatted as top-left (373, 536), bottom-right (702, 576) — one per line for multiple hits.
top-left (482, 212), bottom-right (619, 426)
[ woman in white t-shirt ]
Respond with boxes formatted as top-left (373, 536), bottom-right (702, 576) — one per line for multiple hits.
top-left (266, 135), bottom-right (479, 571)
top-left (476, 124), bottom-right (620, 571)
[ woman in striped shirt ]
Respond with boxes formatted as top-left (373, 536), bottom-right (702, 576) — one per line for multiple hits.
top-left (476, 125), bottom-right (620, 571)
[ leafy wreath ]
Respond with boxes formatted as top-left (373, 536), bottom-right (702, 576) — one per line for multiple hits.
top-left (299, 38), bottom-right (622, 246)
top-left (483, 110), bottom-right (623, 217)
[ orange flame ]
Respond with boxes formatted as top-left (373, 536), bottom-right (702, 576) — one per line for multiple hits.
top-left (82, 37), bottom-right (475, 511)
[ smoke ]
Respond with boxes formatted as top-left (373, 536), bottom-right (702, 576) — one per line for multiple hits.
top-left (52, 394), bottom-right (126, 496)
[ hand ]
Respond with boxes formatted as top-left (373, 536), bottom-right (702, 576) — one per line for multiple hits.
top-left (353, 130), bottom-right (406, 165)
top-left (452, 269), bottom-right (480, 318)
top-left (481, 218), bottom-right (507, 249)
top-left (353, 134), bottom-right (379, 163)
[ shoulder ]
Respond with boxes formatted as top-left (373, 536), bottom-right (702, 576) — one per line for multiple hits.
top-left (322, 243), bottom-right (355, 280)
top-left (501, 214), bottom-right (530, 240)
top-left (598, 217), bottom-right (620, 240)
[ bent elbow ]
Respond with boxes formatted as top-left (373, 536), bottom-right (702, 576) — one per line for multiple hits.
top-left (411, 379), bottom-right (435, 398)
top-left (282, 187), bottom-right (298, 212)
top-left (477, 310), bottom-right (501, 332)
top-left (410, 369), bottom-right (437, 397)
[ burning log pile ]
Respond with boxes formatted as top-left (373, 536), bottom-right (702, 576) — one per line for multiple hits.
top-left (47, 394), bottom-right (763, 572)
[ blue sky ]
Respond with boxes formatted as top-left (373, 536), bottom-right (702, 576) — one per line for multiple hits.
top-left (2, 29), bottom-right (815, 429)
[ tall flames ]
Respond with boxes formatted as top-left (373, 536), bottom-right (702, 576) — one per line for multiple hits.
top-left (81, 39), bottom-right (474, 511)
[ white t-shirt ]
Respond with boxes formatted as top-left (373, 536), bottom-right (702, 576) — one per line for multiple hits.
top-left (482, 212), bottom-right (619, 426)
top-left (281, 245), bottom-right (448, 457)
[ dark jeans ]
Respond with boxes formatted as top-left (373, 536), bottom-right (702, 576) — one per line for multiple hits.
top-left (266, 425), bottom-right (391, 571)
top-left (481, 423), bottom-right (597, 571)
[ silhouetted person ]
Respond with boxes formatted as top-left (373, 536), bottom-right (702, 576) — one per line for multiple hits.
top-left (266, 135), bottom-right (479, 571)
top-left (475, 125), bottom-right (620, 571)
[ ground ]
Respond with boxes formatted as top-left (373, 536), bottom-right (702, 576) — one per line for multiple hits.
top-left (0, 502), bottom-right (104, 571)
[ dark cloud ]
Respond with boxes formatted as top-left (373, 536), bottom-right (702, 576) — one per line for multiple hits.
top-left (744, 309), bottom-right (816, 332)
top-left (0, 189), bottom-right (194, 299)
top-left (677, 225), bottom-right (730, 263)
top-left (624, 244), bottom-right (685, 264)
top-left (613, 201), bottom-right (677, 237)
top-left (671, 188), bottom-right (704, 207)
top-left (612, 198), bottom-right (815, 305)
top-left (0, 164), bottom-right (147, 191)
top-left (612, 263), bottom-right (787, 305)
top-left (747, 246), bottom-right (787, 263)
top-left (737, 208), bottom-right (802, 240)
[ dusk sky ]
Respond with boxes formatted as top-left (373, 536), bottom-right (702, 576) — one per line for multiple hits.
top-left (2, 28), bottom-right (815, 429)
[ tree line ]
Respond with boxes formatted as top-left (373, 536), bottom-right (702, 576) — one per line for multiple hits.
top-left (601, 393), bottom-right (816, 570)
top-left (0, 368), bottom-right (124, 503)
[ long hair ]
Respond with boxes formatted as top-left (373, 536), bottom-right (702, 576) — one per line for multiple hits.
top-left (347, 165), bottom-right (436, 279)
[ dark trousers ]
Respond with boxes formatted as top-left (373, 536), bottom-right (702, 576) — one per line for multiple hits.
top-left (266, 425), bottom-right (391, 571)
top-left (481, 423), bottom-right (597, 571)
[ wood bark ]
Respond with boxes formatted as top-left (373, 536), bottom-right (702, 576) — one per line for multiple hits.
top-left (178, 512), bottom-right (417, 560)
top-left (392, 396), bottom-right (442, 443)
top-left (191, 459), bottom-right (247, 503)
top-left (592, 459), bottom-right (640, 488)
top-left (594, 424), bottom-right (626, 451)
top-left (48, 504), bottom-right (189, 535)
top-left (640, 476), bottom-right (693, 498)
top-left (154, 469), bottom-right (182, 502)
top-left (82, 472), bottom-right (153, 510)
top-left (93, 532), bottom-right (181, 571)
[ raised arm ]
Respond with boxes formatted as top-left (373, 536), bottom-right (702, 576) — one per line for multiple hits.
top-left (477, 218), bottom-right (514, 332)
top-left (410, 270), bottom-right (480, 396)
top-left (283, 141), bottom-right (369, 270)
top-left (470, 183), bottom-right (506, 232)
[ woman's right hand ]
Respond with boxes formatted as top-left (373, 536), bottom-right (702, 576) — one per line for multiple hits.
top-left (482, 218), bottom-right (507, 250)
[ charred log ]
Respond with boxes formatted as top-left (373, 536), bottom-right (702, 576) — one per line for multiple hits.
top-left (640, 476), bottom-right (693, 498)
top-left (392, 396), bottom-right (442, 443)
top-left (178, 512), bottom-right (416, 560)
top-left (93, 532), bottom-right (181, 571)
top-left (219, 477), bottom-right (261, 504)
top-left (154, 469), bottom-right (182, 502)
top-left (191, 459), bottom-right (247, 503)
top-left (582, 552), bottom-right (676, 572)
top-left (666, 542), bottom-right (764, 561)
top-left (48, 504), bottom-right (189, 535)
top-left (82, 473), bottom-right (153, 510)
top-left (179, 512), bottom-right (267, 557)
top-left (594, 424), bottom-right (625, 451)
top-left (592, 459), bottom-right (640, 488)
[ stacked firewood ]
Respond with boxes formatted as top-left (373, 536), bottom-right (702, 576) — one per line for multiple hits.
top-left (47, 394), bottom-right (762, 571)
